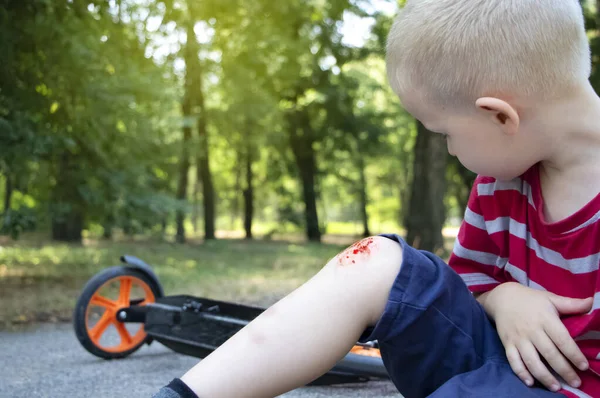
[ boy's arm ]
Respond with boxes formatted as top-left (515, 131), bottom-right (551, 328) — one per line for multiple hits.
top-left (449, 178), bottom-right (589, 391)
top-left (448, 176), bottom-right (505, 293)
top-left (474, 281), bottom-right (591, 392)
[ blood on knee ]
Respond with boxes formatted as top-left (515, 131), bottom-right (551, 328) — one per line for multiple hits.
top-left (337, 237), bottom-right (376, 266)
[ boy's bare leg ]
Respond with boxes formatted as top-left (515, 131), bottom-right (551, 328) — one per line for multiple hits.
top-left (180, 236), bottom-right (403, 397)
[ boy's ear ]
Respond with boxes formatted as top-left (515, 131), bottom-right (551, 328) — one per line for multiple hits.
top-left (475, 97), bottom-right (520, 136)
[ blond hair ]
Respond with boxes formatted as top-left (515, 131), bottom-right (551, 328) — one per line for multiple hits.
top-left (387, 0), bottom-right (591, 106)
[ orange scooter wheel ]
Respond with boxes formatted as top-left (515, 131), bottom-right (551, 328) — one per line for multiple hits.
top-left (73, 266), bottom-right (161, 359)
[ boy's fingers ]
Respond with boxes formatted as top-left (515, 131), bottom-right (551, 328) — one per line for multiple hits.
top-left (549, 295), bottom-right (593, 315)
top-left (518, 341), bottom-right (561, 392)
top-left (544, 322), bottom-right (589, 371)
top-left (532, 331), bottom-right (580, 388)
top-left (506, 345), bottom-right (534, 386)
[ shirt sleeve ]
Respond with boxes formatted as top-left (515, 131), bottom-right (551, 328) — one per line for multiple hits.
top-left (448, 176), bottom-right (507, 293)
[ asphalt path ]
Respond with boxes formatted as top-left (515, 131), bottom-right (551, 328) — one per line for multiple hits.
top-left (0, 323), bottom-right (401, 398)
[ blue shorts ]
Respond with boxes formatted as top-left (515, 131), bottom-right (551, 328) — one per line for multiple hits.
top-left (359, 234), bottom-right (565, 398)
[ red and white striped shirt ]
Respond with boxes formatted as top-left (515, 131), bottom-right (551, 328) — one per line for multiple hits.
top-left (448, 165), bottom-right (600, 397)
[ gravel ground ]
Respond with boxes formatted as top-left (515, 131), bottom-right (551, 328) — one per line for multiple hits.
top-left (0, 323), bottom-right (401, 398)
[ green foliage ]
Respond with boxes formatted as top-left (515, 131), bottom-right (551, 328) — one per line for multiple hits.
top-left (1, 208), bottom-right (37, 240)
top-left (0, 238), bottom-right (345, 327)
top-left (0, 0), bottom-right (476, 242)
top-left (0, 1), bottom-right (180, 239)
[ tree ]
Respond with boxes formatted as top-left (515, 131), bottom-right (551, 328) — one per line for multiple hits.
top-left (175, 11), bottom-right (198, 244)
top-left (404, 122), bottom-right (448, 253)
top-left (189, 0), bottom-right (216, 241)
top-left (3, 0), bottom-right (461, 245)
top-left (319, 56), bottom-right (408, 237)
top-left (228, 0), bottom-right (358, 242)
top-left (0, 1), bottom-right (177, 242)
top-left (153, 0), bottom-right (218, 243)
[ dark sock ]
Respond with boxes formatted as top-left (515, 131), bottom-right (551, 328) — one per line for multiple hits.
top-left (152, 378), bottom-right (198, 398)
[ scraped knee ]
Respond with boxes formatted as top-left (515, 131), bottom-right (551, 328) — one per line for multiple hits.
top-left (328, 236), bottom-right (404, 288)
top-left (328, 236), bottom-right (403, 324)
top-left (335, 236), bottom-right (403, 270)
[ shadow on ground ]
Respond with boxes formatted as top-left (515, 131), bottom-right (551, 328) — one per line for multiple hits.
top-left (0, 323), bottom-right (401, 398)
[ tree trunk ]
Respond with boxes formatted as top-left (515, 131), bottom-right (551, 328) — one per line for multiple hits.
top-left (357, 155), bottom-right (371, 237)
top-left (404, 121), bottom-right (449, 253)
top-left (175, 19), bottom-right (196, 244)
top-left (191, 177), bottom-right (199, 233)
top-left (185, 0), bottom-right (216, 241)
top-left (102, 217), bottom-right (113, 239)
top-left (3, 173), bottom-right (12, 213)
top-left (175, 116), bottom-right (192, 244)
top-left (123, 214), bottom-right (133, 236)
top-left (51, 153), bottom-right (84, 243)
top-left (288, 110), bottom-right (321, 242)
top-left (232, 149), bottom-right (242, 230)
top-left (243, 139), bottom-right (254, 240)
top-left (52, 211), bottom-right (83, 242)
top-left (197, 128), bottom-right (216, 240)
top-left (298, 154), bottom-right (320, 242)
top-left (102, 205), bottom-right (115, 240)
top-left (452, 157), bottom-right (477, 218)
top-left (102, 225), bottom-right (112, 239)
top-left (117, 0), bottom-right (123, 22)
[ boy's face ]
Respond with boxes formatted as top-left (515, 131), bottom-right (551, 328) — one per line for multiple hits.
top-left (399, 90), bottom-right (537, 181)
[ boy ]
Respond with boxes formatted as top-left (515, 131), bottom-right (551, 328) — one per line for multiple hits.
top-left (154, 0), bottom-right (600, 396)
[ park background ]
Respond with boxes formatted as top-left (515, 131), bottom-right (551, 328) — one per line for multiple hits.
top-left (2, 0), bottom-right (600, 329)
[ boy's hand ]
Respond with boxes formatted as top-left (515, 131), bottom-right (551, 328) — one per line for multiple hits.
top-left (481, 282), bottom-right (592, 392)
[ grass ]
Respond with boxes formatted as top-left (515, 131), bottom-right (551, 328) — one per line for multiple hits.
top-left (0, 229), bottom-right (458, 330)
top-left (0, 235), bottom-right (350, 330)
